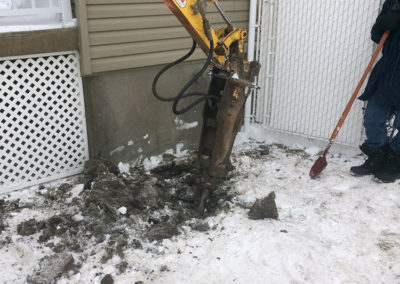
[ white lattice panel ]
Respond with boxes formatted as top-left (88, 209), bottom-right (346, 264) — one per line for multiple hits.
top-left (0, 52), bottom-right (88, 193)
top-left (256, 0), bottom-right (381, 146)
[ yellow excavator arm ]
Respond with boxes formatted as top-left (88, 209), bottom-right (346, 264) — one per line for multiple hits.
top-left (163, 0), bottom-right (247, 65)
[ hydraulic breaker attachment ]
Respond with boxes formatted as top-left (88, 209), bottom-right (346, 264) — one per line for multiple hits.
top-left (154, 0), bottom-right (261, 212)
top-left (199, 60), bottom-right (261, 179)
top-left (208, 77), bottom-right (252, 177)
top-left (197, 61), bottom-right (260, 211)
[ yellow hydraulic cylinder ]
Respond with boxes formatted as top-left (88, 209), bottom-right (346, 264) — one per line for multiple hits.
top-left (163, 0), bottom-right (226, 64)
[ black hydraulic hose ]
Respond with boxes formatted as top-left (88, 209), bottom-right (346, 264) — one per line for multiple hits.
top-left (152, 39), bottom-right (219, 115)
top-left (172, 39), bottom-right (218, 115)
top-left (152, 39), bottom-right (197, 102)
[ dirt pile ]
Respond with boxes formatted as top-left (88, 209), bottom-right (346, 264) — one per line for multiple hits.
top-left (7, 152), bottom-right (235, 282)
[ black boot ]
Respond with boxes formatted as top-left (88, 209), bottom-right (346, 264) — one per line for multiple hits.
top-left (350, 144), bottom-right (388, 176)
top-left (374, 147), bottom-right (400, 183)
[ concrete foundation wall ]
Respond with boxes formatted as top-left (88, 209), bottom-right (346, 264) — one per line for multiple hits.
top-left (83, 60), bottom-right (210, 163)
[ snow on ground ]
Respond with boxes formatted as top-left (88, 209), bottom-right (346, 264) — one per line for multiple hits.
top-left (1, 141), bottom-right (399, 283)
top-left (139, 145), bottom-right (400, 284)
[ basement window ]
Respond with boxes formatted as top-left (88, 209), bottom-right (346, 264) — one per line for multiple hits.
top-left (0, 0), bottom-right (75, 33)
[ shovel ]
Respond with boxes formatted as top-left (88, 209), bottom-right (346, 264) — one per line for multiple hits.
top-left (310, 30), bottom-right (390, 179)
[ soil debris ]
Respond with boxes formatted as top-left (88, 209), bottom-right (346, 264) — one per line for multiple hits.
top-left (146, 222), bottom-right (180, 242)
top-left (17, 218), bottom-right (41, 236)
top-left (0, 218), bottom-right (5, 234)
top-left (248, 192), bottom-right (279, 220)
top-left (0, 199), bottom-right (5, 233)
top-left (39, 184), bottom-right (73, 201)
top-left (27, 253), bottom-right (74, 284)
top-left (84, 170), bottom-right (138, 219)
top-left (100, 274), bottom-right (114, 284)
top-left (258, 144), bottom-right (270, 155)
top-left (4, 150), bottom-right (252, 281)
top-left (83, 159), bottom-right (120, 188)
top-left (189, 220), bottom-right (211, 232)
top-left (132, 239), bottom-right (143, 249)
top-left (116, 261), bottom-right (129, 274)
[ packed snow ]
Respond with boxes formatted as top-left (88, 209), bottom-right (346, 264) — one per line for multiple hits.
top-left (143, 155), bottom-right (164, 172)
top-left (174, 117), bottom-right (199, 130)
top-left (0, 0), bottom-right (11, 10)
top-left (110, 146), bottom-right (125, 156)
top-left (0, 135), bottom-right (399, 283)
top-left (118, 162), bottom-right (131, 175)
top-left (118, 207), bottom-right (127, 215)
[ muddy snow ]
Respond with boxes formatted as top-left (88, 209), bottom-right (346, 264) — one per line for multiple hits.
top-left (0, 141), bottom-right (399, 284)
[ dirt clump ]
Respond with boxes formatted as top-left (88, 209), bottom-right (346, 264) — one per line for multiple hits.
top-left (83, 159), bottom-right (119, 188)
top-left (0, 199), bottom-right (6, 233)
top-left (248, 192), bottom-right (279, 220)
top-left (101, 274), bottom-right (114, 284)
top-left (17, 218), bottom-right (41, 236)
top-left (27, 253), bottom-right (74, 284)
top-left (132, 239), bottom-right (143, 249)
top-left (38, 215), bottom-right (73, 243)
top-left (146, 222), bottom-right (180, 242)
top-left (189, 220), bottom-right (211, 232)
top-left (84, 170), bottom-right (139, 219)
top-left (39, 183), bottom-right (74, 201)
top-left (0, 218), bottom-right (5, 234)
top-left (116, 261), bottom-right (129, 274)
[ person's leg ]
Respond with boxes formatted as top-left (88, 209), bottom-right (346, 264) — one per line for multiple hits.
top-left (375, 107), bottom-right (400, 182)
top-left (351, 95), bottom-right (393, 176)
top-left (363, 95), bottom-right (394, 148)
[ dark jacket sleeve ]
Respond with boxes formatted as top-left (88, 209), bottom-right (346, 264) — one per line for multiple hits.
top-left (372, 0), bottom-right (400, 43)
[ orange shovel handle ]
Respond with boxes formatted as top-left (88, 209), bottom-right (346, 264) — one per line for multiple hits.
top-left (328, 30), bottom-right (390, 144)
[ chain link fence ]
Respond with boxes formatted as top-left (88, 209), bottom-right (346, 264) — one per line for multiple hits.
top-left (254, 0), bottom-right (382, 146)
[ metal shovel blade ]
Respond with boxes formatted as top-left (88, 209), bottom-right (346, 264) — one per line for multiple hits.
top-left (309, 156), bottom-right (327, 179)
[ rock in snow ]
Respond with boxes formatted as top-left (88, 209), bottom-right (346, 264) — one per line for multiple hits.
top-left (248, 192), bottom-right (279, 220)
top-left (101, 274), bottom-right (114, 284)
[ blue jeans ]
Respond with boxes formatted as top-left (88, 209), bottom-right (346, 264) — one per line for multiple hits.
top-left (363, 95), bottom-right (400, 151)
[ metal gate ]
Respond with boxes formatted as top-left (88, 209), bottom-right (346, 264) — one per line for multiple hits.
top-left (253, 0), bottom-right (382, 146)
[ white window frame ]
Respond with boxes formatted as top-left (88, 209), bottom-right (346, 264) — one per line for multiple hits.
top-left (0, 0), bottom-right (72, 23)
